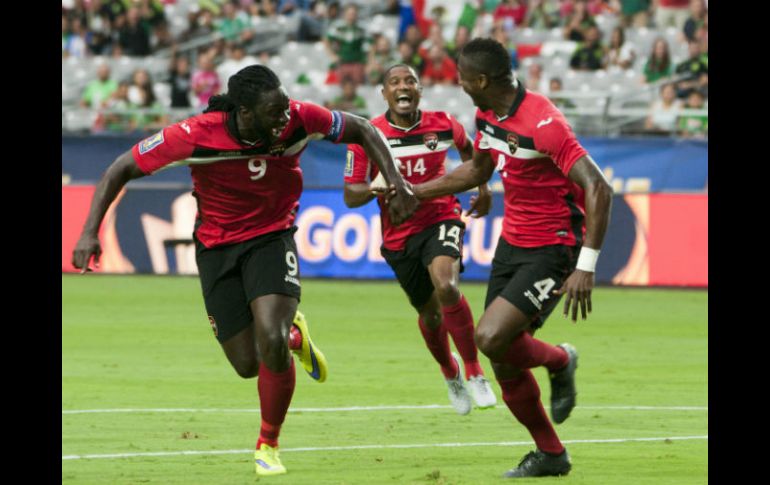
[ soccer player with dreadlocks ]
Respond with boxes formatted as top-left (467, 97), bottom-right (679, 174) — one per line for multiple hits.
top-left (71, 65), bottom-right (418, 477)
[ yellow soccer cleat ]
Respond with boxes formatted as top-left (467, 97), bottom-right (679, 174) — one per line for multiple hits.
top-left (254, 443), bottom-right (287, 476)
top-left (291, 310), bottom-right (328, 383)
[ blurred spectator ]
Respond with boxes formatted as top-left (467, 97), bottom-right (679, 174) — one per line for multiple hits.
top-left (682, 0), bottom-right (706, 42)
top-left (569, 25), bottom-right (605, 71)
top-left (642, 37), bottom-right (672, 83)
top-left (99, 81), bottom-right (133, 133)
top-left (397, 41), bottom-right (425, 74)
top-left (548, 77), bottom-right (576, 109)
top-left (118, 7), bottom-right (152, 56)
top-left (129, 80), bottom-right (168, 132)
top-left (63, 16), bottom-right (92, 58)
top-left (605, 26), bottom-right (636, 69)
top-left (325, 4), bottom-right (369, 85)
top-left (277, 0), bottom-right (310, 15)
top-left (403, 24), bottom-right (424, 53)
top-left (492, 25), bottom-right (519, 70)
top-left (494, 0), bottom-right (528, 32)
top-left (168, 54), bottom-right (193, 109)
top-left (216, 1), bottom-right (254, 43)
top-left (447, 25), bottom-right (471, 63)
top-left (644, 82), bottom-right (682, 134)
top-left (191, 53), bottom-right (222, 110)
top-left (181, 8), bottom-right (215, 41)
top-left (677, 90), bottom-right (707, 138)
top-left (297, 0), bottom-right (340, 42)
top-left (81, 64), bottom-right (118, 109)
top-left (674, 39), bottom-right (707, 98)
top-left (524, 62), bottom-right (547, 93)
top-left (421, 45), bottom-right (459, 86)
top-left (365, 35), bottom-right (397, 86)
top-left (563, 0), bottom-right (597, 42)
top-left (654, 0), bottom-right (689, 30)
top-left (128, 69), bottom-right (154, 107)
top-left (325, 77), bottom-right (368, 118)
top-left (217, 43), bottom-right (260, 86)
top-left (524, 0), bottom-right (558, 29)
top-left (419, 24), bottom-right (447, 57)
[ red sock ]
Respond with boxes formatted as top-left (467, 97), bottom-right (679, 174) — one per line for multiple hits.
top-left (256, 360), bottom-right (296, 449)
top-left (499, 370), bottom-right (564, 455)
top-left (288, 325), bottom-right (302, 350)
top-left (418, 317), bottom-right (458, 379)
top-left (501, 332), bottom-right (568, 371)
top-left (442, 295), bottom-right (483, 379)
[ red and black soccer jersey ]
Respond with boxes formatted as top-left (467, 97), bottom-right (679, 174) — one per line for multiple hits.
top-left (473, 87), bottom-right (588, 248)
top-left (132, 100), bottom-right (345, 248)
top-left (344, 110), bottom-right (469, 251)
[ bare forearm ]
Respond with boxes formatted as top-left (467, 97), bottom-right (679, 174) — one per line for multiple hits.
top-left (582, 179), bottom-right (613, 250)
top-left (339, 115), bottom-right (406, 190)
top-left (414, 160), bottom-right (490, 200)
top-left (81, 153), bottom-right (144, 236)
top-left (344, 183), bottom-right (376, 208)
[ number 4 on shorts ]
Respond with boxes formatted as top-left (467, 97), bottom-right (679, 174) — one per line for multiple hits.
top-left (533, 278), bottom-right (556, 302)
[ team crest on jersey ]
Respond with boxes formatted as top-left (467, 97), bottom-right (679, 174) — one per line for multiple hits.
top-left (269, 143), bottom-right (286, 156)
top-left (506, 133), bottom-right (519, 155)
top-left (139, 131), bottom-right (164, 154)
top-left (208, 316), bottom-right (218, 337)
top-left (423, 133), bottom-right (439, 150)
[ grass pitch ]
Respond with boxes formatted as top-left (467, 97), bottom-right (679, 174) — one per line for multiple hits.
top-left (62, 275), bottom-right (707, 484)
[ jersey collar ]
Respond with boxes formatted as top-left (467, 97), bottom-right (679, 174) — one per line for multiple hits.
top-left (385, 109), bottom-right (422, 132)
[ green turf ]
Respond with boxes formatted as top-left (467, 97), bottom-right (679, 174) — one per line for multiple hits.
top-left (62, 275), bottom-right (707, 484)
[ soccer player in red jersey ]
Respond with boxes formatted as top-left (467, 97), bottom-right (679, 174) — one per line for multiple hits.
top-left (343, 64), bottom-right (497, 415)
top-left (70, 65), bottom-right (418, 477)
top-left (410, 39), bottom-right (613, 478)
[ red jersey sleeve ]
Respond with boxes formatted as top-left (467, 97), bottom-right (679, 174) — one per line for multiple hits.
top-left (131, 122), bottom-right (196, 175)
top-left (532, 108), bottom-right (588, 176)
top-left (449, 114), bottom-right (469, 151)
top-left (295, 101), bottom-right (346, 143)
top-left (343, 144), bottom-right (372, 184)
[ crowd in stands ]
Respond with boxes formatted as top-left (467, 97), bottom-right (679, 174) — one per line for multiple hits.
top-left (62, 0), bottom-right (707, 138)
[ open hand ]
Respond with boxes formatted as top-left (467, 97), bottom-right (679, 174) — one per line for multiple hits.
top-left (553, 269), bottom-right (594, 322)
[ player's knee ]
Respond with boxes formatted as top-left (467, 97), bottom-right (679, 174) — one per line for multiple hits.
top-left (474, 325), bottom-right (506, 360)
top-left (258, 331), bottom-right (291, 369)
top-left (232, 358), bottom-right (259, 379)
top-left (434, 280), bottom-right (460, 306)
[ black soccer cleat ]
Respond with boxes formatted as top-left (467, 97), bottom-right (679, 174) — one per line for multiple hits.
top-left (549, 343), bottom-right (578, 424)
top-left (503, 449), bottom-right (572, 478)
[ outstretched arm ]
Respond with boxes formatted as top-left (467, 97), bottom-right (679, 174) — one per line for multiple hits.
top-left (457, 138), bottom-right (492, 218)
top-left (337, 113), bottom-right (418, 225)
top-left (413, 147), bottom-right (495, 201)
top-left (554, 155), bottom-right (613, 321)
top-left (343, 182), bottom-right (376, 208)
top-left (71, 150), bottom-right (146, 273)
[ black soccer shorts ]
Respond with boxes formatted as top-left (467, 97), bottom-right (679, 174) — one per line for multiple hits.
top-left (381, 219), bottom-right (466, 310)
top-left (485, 238), bottom-right (579, 330)
top-left (194, 227), bottom-right (301, 343)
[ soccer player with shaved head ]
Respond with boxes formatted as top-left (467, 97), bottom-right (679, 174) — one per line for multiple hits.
top-left (410, 39), bottom-right (613, 478)
top-left (344, 64), bottom-right (498, 415)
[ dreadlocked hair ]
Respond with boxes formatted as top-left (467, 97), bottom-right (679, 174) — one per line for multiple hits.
top-left (203, 64), bottom-right (282, 113)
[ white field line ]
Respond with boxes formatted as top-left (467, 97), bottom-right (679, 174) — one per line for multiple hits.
top-left (62, 435), bottom-right (708, 461)
top-left (62, 404), bottom-right (708, 415)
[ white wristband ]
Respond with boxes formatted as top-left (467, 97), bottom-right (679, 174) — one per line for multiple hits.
top-left (576, 247), bottom-right (600, 273)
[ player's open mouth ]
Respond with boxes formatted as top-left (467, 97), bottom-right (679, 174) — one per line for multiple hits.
top-left (272, 123), bottom-right (288, 136)
top-left (396, 94), bottom-right (412, 109)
